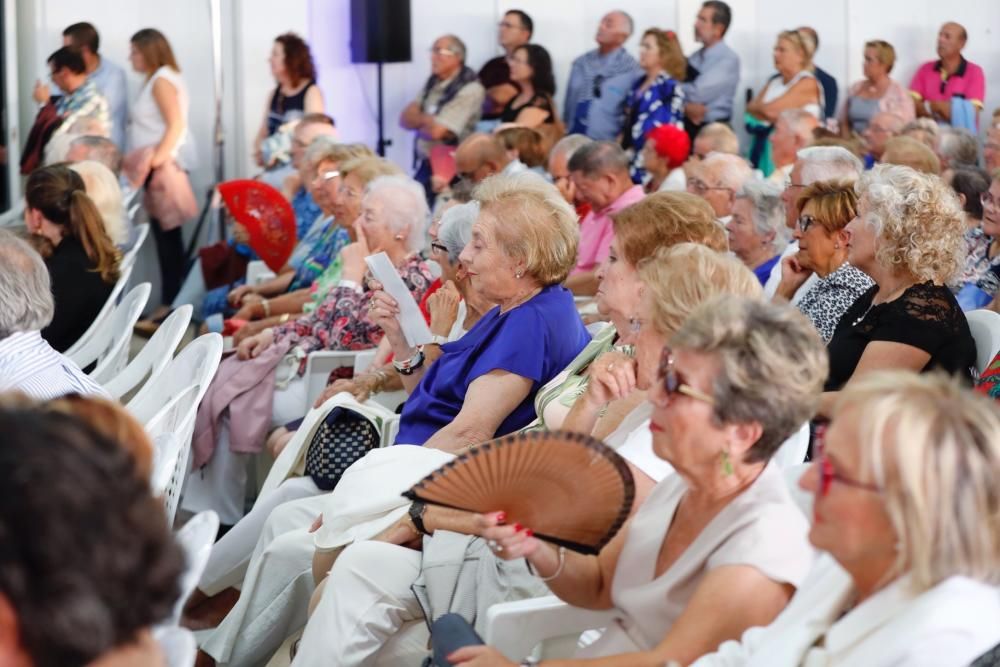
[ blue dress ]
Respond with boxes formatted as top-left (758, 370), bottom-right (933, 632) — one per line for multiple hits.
top-left (395, 285), bottom-right (591, 445)
top-left (623, 72), bottom-right (685, 182)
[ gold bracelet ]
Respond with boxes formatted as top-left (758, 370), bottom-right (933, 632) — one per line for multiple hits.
top-left (279, 313), bottom-right (290, 324)
top-left (537, 546), bottom-right (566, 582)
top-left (261, 299), bottom-right (271, 318)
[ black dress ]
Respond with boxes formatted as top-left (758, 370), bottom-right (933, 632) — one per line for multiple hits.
top-left (824, 282), bottom-right (977, 391)
top-left (499, 93), bottom-right (555, 124)
top-left (41, 236), bottom-right (114, 353)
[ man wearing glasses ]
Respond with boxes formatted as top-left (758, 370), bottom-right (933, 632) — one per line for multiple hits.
top-left (478, 10), bottom-right (533, 124)
top-left (400, 35), bottom-right (485, 202)
top-left (563, 11), bottom-right (642, 140)
top-left (685, 152), bottom-right (751, 225)
top-left (861, 112), bottom-right (904, 169)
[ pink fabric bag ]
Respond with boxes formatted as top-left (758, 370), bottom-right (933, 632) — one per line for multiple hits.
top-left (122, 146), bottom-right (198, 230)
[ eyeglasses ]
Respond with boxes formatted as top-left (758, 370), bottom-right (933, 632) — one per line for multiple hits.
top-left (430, 241), bottom-right (449, 255)
top-left (688, 178), bottom-right (732, 195)
top-left (981, 192), bottom-right (998, 210)
top-left (319, 170), bottom-right (340, 182)
top-left (814, 427), bottom-right (881, 497)
top-left (592, 74), bottom-right (605, 99)
top-left (657, 346), bottom-right (715, 404)
top-left (498, 20), bottom-right (524, 30)
top-left (429, 47), bottom-right (457, 57)
top-left (338, 185), bottom-right (360, 199)
top-left (796, 214), bottom-right (818, 233)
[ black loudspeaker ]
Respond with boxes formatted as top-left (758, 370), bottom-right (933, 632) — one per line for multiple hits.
top-left (350, 0), bottom-right (412, 64)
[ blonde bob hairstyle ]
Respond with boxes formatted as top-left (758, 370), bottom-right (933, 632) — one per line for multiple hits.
top-left (472, 172), bottom-right (579, 285)
top-left (833, 371), bottom-right (1000, 592)
top-left (856, 164), bottom-right (965, 283)
top-left (612, 191), bottom-right (728, 266)
top-left (670, 294), bottom-right (828, 461)
top-left (69, 160), bottom-right (127, 246)
top-left (777, 29), bottom-right (814, 69)
top-left (637, 243), bottom-right (762, 338)
top-left (865, 39), bottom-right (897, 73)
top-left (794, 178), bottom-right (858, 234)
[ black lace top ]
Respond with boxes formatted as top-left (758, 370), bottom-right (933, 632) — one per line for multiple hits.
top-left (824, 282), bottom-right (976, 391)
top-left (499, 93), bottom-right (555, 124)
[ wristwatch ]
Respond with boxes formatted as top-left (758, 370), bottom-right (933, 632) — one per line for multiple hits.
top-left (408, 500), bottom-right (429, 535)
top-left (427, 334), bottom-right (449, 346)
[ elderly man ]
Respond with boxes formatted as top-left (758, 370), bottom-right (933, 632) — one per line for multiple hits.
top-left (692, 121), bottom-right (740, 158)
top-left (687, 152), bottom-right (752, 224)
top-left (563, 11), bottom-right (642, 141)
top-left (0, 230), bottom-right (108, 399)
top-left (548, 134), bottom-right (595, 215)
top-left (64, 22), bottom-right (128, 149)
top-left (937, 127), bottom-right (980, 172)
top-left (769, 109), bottom-right (818, 184)
top-left (478, 9), bottom-right (533, 123)
top-left (765, 146), bottom-right (864, 300)
top-left (909, 22), bottom-right (986, 127)
top-left (566, 141), bottom-right (644, 295)
top-left (401, 35), bottom-right (485, 201)
top-left (862, 111), bottom-right (904, 168)
top-left (453, 133), bottom-right (523, 188)
top-left (66, 134), bottom-right (122, 176)
top-left (682, 1), bottom-right (740, 139)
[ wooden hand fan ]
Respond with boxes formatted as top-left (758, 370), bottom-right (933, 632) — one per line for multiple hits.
top-left (403, 431), bottom-right (635, 555)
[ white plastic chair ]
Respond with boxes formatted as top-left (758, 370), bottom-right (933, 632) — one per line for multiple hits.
top-left (120, 222), bottom-right (149, 270)
top-left (150, 430), bottom-right (186, 498)
top-left (68, 282), bottom-right (151, 382)
top-left (103, 305), bottom-right (192, 400)
top-left (303, 349), bottom-right (372, 411)
top-left (245, 259), bottom-right (277, 286)
top-left (783, 462), bottom-right (813, 517)
top-left (966, 309), bottom-right (1000, 375)
top-left (484, 596), bottom-right (615, 661)
top-left (165, 510), bottom-right (220, 627)
top-left (63, 262), bottom-right (135, 359)
top-left (153, 626), bottom-right (197, 667)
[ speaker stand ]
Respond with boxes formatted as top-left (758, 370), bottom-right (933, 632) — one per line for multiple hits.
top-left (376, 62), bottom-right (392, 157)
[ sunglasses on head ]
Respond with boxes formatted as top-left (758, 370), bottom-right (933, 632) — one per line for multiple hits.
top-left (656, 346), bottom-right (714, 404)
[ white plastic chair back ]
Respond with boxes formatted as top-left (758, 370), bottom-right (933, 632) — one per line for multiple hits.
top-left (153, 626), bottom-right (197, 667)
top-left (303, 349), bottom-right (368, 411)
top-left (120, 223), bottom-right (149, 270)
top-left (772, 422), bottom-right (810, 469)
top-left (128, 333), bottom-right (223, 427)
top-left (103, 305), bottom-right (192, 400)
top-left (484, 595), bottom-right (615, 661)
top-left (68, 282), bottom-right (151, 380)
top-left (966, 309), bottom-right (1000, 375)
top-left (166, 510), bottom-right (220, 626)
top-left (63, 263), bottom-right (135, 359)
top-left (145, 386), bottom-right (200, 524)
top-left (150, 430), bottom-right (185, 498)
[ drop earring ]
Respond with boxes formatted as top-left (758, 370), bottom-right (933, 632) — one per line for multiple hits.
top-left (720, 448), bottom-right (734, 476)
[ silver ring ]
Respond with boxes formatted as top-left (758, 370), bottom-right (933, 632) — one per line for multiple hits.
top-left (494, 543), bottom-right (504, 553)
top-left (486, 539), bottom-right (497, 550)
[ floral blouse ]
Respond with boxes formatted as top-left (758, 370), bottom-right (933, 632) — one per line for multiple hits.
top-left (273, 255), bottom-right (433, 370)
top-left (622, 72), bottom-right (684, 181)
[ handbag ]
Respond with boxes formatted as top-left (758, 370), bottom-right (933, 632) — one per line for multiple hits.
top-left (304, 406), bottom-right (381, 490)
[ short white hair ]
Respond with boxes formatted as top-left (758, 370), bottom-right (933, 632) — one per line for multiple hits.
top-left (69, 161), bottom-right (127, 246)
top-left (0, 230), bottom-right (55, 338)
top-left (437, 201), bottom-right (479, 264)
top-left (797, 146), bottom-right (864, 185)
top-left (364, 176), bottom-right (430, 254)
top-left (549, 134), bottom-right (592, 163)
top-left (737, 179), bottom-right (788, 243)
top-left (778, 109), bottom-right (819, 140)
top-left (938, 128), bottom-right (979, 167)
top-left (703, 152), bottom-right (753, 191)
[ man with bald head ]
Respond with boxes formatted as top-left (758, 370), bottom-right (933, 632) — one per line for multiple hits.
top-left (401, 34), bottom-right (485, 201)
top-left (453, 133), bottom-right (522, 186)
top-left (686, 152), bottom-right (752, 223)
top-left (768, 110), bottom-right (818, 184)
top-left (909, 22), bottom-right (985, 126)
top-left (566, 141), bottom-right (644, 295)
top-left (862, 111), bottom-right (904, 167)
top-left (563, 11), bottom-right (642, 140)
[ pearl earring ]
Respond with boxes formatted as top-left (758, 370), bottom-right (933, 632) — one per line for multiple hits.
top-left (515, 270), bottom-right (523, 279)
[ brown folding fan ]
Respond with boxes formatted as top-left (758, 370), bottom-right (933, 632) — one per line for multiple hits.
top-left (403, 431), bottom-right (635, 555)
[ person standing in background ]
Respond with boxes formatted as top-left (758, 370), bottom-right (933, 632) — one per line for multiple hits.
top-left (563, 11), bottom-right (643, 140)
top-left (478, 9), bottom-right (533, 125)
top-left (681, 1), bottom-right (740, 143)
top-left (57, 23), bottom-right (128, 150)
top-left (909, 22), bottom-right (985, 128)
top-left (797, 26), bottom-right (838, 126)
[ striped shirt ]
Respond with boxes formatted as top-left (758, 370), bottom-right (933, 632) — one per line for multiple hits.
top-left (0, 330), bottom-right (110, 400)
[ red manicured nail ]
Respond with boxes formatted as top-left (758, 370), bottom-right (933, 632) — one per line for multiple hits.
top-left (496, 512), bottom-right (506, 523)
top-left (514, 523), bottom-right (523, 532)
top-left (525, 529), bottom-right (534, 537)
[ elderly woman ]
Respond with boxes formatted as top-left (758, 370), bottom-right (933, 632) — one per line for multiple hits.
top-left (184, 174), bottom-right (435, 527)
top-left (694, 371), bottom-right (1000, 665)
top-left (774, 179), bottom-right (874, 342)
top-left (447, 294), bottom-right (827, 667)
top-left (192, 172), bottom-right (589, 667)
top-left (727, 179), bottom-right (786, 285)
top-left (841, 39), bottom-right (915, 135)
top-left (290, 245), bottom-right (767, 666)
top-left (641, 123), bottom-right (690, 193)
top-left (953, 169), bottom-right (1000, 309)
top-left (69, 159), bottom-right (128, 246)
top-left (622, 28), bottom-right (686, 182)
top-left (820, 164), bottom-right (975, 417)
top-left (745, 30), bottom-right (822, 173)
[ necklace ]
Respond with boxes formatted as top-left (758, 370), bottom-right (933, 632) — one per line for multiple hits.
top-left (852, 283), bottom-right (910, 327)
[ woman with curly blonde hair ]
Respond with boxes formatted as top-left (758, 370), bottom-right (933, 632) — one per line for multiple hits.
top-left (819, 163), bottom-right (975, 416)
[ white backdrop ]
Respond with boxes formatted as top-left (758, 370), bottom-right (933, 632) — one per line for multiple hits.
top-left (12, 0), bottom-right (1000, 198)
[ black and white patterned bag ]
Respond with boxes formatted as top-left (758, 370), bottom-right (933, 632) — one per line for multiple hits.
top-left (304, 406), bottom-right (381, 490)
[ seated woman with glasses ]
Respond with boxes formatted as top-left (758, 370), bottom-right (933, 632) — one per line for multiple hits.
top-left (954, 172), bottom-right (1000, 310)
top-left (691, 371), bottom-right (1000, 666)
top-left (451, 295), bottom-right (829, 667)
top-left (773, 179), bottom-right (874, 342)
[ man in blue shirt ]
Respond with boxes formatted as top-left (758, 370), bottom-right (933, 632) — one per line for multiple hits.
top-left (681, 1), bottom-right (740, 142)
top-left (563, 11), bottom-right (643, 141)
top-left (62, 23), bottom-right (128, 149)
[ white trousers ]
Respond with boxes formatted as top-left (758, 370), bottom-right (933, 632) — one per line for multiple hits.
top-left (180, 376), bottom-right (308, 525)
top-left (199, 476), bottom-right (322, 596)
top-left (291, 541), bottom-right (428, 667)
top-left (200, 492), bottom-right (325, 667)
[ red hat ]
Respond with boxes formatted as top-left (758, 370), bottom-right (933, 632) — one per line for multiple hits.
top-left (645, 124), bottom-right (691, 170)
top-left (217, 180), bottom-right (297, 272)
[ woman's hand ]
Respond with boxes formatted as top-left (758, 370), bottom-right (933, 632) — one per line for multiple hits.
top-left (368, 288), bottom-right (409, 351)
top-left (314, 376), bottom-right (376, 408)
top-left (473, 511), bottom-right (541, 561)
top-left (581, 351), bottom-right (639, 409)
top-left (448, 646), bottom-right (517, 666)
top-left (775, 255), bottom-right (812, 300)
top-left (308, 514), bottom-right (324, 533)
top-left (228, 284), bottom-right (257, 307)
top-left (339, 222), bottom-right (372, 283)
top-left (232, 320), bottom-right (264, 346)
top-left (428, 280), bottom-right (462, 336)
top-left (236, 328), bottom-right (275, 360)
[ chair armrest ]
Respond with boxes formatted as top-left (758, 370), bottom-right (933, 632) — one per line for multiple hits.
top-left (483, 596), bottom-right (616, 662)
top-left (303, 350), bottom-right (366, 411)
top-left (246, 260), bottom-right (277, 286)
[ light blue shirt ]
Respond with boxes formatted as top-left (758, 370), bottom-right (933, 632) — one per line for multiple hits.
top-left (89, 57), bottom-right (129, 149)
top-left (563, 48), bottom-right (643, 141)
top-left (0, 330), bottom-right (109, 400)
top-left (680, 40), bottom-right (740, 123)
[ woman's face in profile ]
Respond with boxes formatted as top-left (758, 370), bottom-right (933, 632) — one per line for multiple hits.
top-left (269, 41), bottom-right (286, 80)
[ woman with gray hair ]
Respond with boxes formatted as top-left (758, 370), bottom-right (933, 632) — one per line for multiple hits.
top-left (820, 164), bottom-right (975, 417)
top-left (693, 371), bottom-right (1000, 666)
top-left (453, 295), bottom-right (828, 666)
top-left (728, 179), bottom-right (787, 285)
top-left (184, 174), bottom-right (436, 527)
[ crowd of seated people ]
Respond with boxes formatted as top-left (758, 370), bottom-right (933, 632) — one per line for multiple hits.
top-left (5, 6), bottom-right (1000, 667)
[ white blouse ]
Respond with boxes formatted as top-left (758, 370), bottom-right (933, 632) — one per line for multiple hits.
top-left (578, 462), bottom-right (815, 656)
top-left (693, 554), bottom-right (1000, 667)
top-left (127, 66), bottom-right (196, 169)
